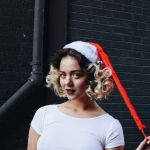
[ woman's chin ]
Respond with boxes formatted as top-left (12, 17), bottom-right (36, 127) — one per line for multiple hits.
top-left (66, 96), bottom-right (77, 101)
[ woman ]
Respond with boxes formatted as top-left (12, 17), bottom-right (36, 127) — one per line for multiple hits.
top-left (136, 136), bottom-right (150, 150)
top-left (27, 41), bottom-right (124, 150)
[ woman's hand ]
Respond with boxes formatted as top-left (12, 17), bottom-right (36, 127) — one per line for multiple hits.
top-left (136, 136), bottom-right (150, 150)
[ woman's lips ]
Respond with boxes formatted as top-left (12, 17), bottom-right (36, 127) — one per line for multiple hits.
top-left (66, 89), bottom-right (75, 94)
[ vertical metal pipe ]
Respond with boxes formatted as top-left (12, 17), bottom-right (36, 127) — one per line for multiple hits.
top-left (0, 0), bottom-right (45, 122)
top-left (32, 0), bottom-right (44, 71)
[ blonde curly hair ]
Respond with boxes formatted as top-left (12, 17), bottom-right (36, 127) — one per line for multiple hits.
top-left (46, 49), bottom-right (114, 100)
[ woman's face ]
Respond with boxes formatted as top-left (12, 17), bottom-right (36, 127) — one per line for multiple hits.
top-left (59, 56), bottom-right (89, 101)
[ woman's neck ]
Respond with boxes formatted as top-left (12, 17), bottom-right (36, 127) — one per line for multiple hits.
top-left (66, 99), bottom-right (99, 111)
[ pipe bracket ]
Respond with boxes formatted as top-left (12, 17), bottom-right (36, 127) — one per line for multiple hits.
top-left (29, 61), bottom-right (43, 66)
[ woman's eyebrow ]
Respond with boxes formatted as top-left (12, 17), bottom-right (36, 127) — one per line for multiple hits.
top-left (71, 70), bottom-right (83, 73)
top-left (59, 70), bottom-right (83, 73)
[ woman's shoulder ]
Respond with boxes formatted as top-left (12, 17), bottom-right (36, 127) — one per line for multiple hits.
top-left (96, 114), bottom-right (124, 140)
top-left (103, 113), bottom-right (116, 120)
top-left (38, 104), bottom-right (57, 109)
top-left (96, 113), bottom-right (122, 129)
top-left (102, 113), bottom-right (121, 124)
top-left (35, 104), bottom-right (57, 115)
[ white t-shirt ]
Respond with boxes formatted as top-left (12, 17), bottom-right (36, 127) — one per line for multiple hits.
top-left (31, 105), bottom-right (124, 150)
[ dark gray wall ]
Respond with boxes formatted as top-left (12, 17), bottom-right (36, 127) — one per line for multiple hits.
top-left (0, 0), bottom-right (67, 149)
top-left (45, 0), bottom-right (68, 105)
top-left (67, 0), bottom-right (150, 150)
top-left (0, 0), bottom-right (150, 150)
top-left (0, 0), bottom-right (34, 105)
top-left (0, 0), bottom-right (47, 149)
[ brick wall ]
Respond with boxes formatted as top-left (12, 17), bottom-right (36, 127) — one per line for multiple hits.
top-left (0, 0), bottom-right (34, 105)
top-left (67, 0), bottom-right (150, 149)
top-left (0, 0), bottom-right (150, 149)
top-left (0, 0), bottom-right (47, 149)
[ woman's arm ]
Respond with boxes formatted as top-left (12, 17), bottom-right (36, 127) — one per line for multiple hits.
top-left (27, 126), bottom-right (41, 150)
top-left (105, 145), bottom-right (124, 150)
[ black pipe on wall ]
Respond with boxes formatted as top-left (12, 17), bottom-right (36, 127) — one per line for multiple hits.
top-left (0, 0), bottom-right (45, 122)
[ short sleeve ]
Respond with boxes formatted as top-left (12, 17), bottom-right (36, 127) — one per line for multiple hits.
top-left (105, 119), bottom-right (125, 148)
top-left (30, 106), bottom-right (47, 135)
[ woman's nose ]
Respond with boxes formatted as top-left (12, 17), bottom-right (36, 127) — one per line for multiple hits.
top-left (65, 76), bottom-right (73, 86)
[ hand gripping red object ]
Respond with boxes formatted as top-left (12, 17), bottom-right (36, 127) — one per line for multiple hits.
top-left (89, 42), bottom-right (147, 138)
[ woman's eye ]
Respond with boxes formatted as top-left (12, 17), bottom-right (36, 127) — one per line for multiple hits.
top-left (73, 73), bottom-right (81, 77)
top-left (60, 74), bottom-right (66, 77)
